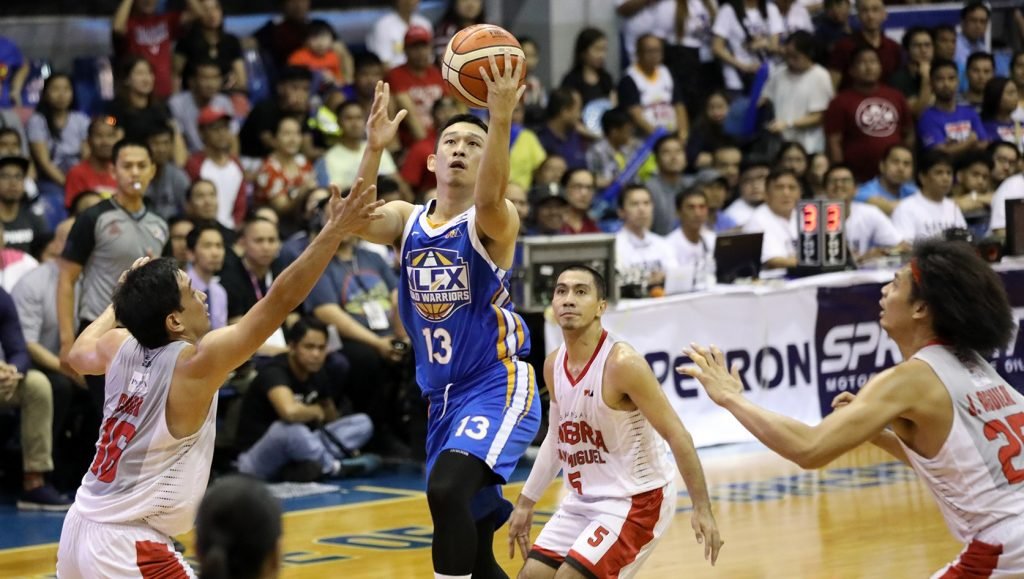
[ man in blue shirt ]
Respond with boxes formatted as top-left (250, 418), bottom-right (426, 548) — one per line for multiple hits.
top-left (854, 144), bottom-right (918, 215)
top-left (918, 59), bottom-right (988, 156)
top-left (954, 2), bottom-right (989, 76)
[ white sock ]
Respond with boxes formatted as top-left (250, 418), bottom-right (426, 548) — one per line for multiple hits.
top-left (434, 574), bottom-right (471, 579)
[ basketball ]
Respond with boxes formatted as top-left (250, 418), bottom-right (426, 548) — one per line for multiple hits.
top-left (441, 24), bottom-right (527, 109)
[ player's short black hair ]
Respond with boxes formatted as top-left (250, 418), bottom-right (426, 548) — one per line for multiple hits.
top-left (286, 316), bottom-right (329, 345)
top-left (559, 264), bottom-right (608, 301)
top-left (195, 475), bottom-right (282, 579)
top-left (617, 183), bottom-right (650, 209)
top-left (436, 113), bottom-right (488, 147)
top-left (113, 257), bottom-right (184, 350)
top-left (185, 221), bottom-right (224, 251)
top-left (909, 239), bottom-right (1014, 356)
top-left (675, 187), bottom-right (707, 211)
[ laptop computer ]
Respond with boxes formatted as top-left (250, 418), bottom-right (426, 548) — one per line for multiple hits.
top-left (1006, 197), bottom-right (1024, 257)
top-left (714, 232), bottom-right (763, 284)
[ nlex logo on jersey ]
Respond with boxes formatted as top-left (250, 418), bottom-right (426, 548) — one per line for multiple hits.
top-left (407, 247), bottom-right (471, 322)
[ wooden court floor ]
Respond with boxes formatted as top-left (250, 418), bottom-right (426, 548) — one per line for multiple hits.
top-left (0, 444), bottom-right (961, 578)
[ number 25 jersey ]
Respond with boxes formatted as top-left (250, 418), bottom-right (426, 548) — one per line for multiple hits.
top-left (399, 201), bottom-right (530, 395)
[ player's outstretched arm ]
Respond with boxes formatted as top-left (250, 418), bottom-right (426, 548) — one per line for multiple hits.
top-left (679, 343), bottom-right (921, 469)
top-left (474, 50), bottom-right (527, 249)
top-left (831, 392), bottom-right (911, 466)
top-left (509, 353), bottom-right (562, 561)
top-left (610, 344), bottom-right (723, 566)
top-left (178, 181), bottom-right (384, 391)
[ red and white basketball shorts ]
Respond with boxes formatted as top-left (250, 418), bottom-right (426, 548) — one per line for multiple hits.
top-left (56, 505), bottom-right (196, 579)
top-left (932, 518), bottom-right (1024, 579)
top-left (529, 480), bottom-right (677, 578)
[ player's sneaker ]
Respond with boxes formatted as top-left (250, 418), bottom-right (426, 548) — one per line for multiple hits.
top-left (17, 484), bottom-right (72, 512)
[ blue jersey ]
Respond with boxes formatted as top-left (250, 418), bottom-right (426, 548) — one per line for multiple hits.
top-left (399, 201), bottom-right (530, 395)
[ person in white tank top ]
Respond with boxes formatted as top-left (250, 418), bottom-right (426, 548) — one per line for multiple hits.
top-left (682, 238), bottom-right (1024, 578)
top-left (55, 156), bottom-right (388, 579)
top-left (508, 265), bottom-right (722, 578)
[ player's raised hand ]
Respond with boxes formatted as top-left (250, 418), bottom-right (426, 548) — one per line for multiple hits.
top-left (677, 343), bottom-right (744, 406)
top-left (479, 48), bottom-right (526, 120)
top-left (323, 178), bottom-right (385, 235)
top-left (507, 499), bottom-right (535, 561)
top-left (366, 81), bottom-right (408, 151)
top-left (691, 506), bottom-right (723, 566)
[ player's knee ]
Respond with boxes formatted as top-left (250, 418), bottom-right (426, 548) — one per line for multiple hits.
top-left (518, 559), bottom-right (556, 579)
top-left (426, 468), bottom-right (465, 512)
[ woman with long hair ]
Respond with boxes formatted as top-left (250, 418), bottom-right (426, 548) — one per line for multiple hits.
top-left (981, 77), bottom-right (1023, 153)
top-left (774, 141), bottom-right (815, 198)
top-left (26, 73), bottom-right (90, 227)
top-left (433, 0), bottom-right (486, 63)
top-left (195, 476), bottom-right (282, 579)
top-left (108, 55), bottom-right (186, 163)
top-left (559, 27), bottom-right (616, 108)
top-left (686, 90), bottom-right (731, 168)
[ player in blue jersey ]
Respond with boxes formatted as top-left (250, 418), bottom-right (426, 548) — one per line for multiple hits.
top-left (350, 57), bottom-right (540, 578)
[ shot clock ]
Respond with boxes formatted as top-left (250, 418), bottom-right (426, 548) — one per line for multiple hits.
top-left (796, 200), bottom-right (846, 271)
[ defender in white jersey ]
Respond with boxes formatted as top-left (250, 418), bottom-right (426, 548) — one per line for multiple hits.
top-left (55, 169), bottom-right (385, 578)
top-left (682, 238), bottom-right (1024, 577)
top-left (508, 266), bottom-right (722, 578)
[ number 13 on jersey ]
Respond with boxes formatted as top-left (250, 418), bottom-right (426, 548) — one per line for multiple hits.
top-left (422, 327), bottom-right (452, 364)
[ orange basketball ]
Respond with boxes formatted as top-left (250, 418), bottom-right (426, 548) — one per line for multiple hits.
top-left (441, 24), bottom-right (527, 109)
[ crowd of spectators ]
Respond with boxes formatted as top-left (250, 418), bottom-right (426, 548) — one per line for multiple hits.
top-left (0, 0), bottom-right (1021, 503)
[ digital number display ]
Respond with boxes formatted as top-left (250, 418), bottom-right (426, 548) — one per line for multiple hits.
top-left (825, 203), bottom-right (842, 233)
top-left (801, 203), bottom-right (818, 233)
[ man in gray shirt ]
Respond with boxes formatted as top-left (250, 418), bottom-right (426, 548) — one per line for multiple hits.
top-left (168, 57), bottom-right (238, 154)
top-left (58, 139), bottom-right (168, 412)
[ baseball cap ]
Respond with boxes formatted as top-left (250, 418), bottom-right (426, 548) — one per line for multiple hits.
top-left (0, 155), bottom-right (30, 173)
top-left (197, 106), bottom-right (232, 128)
top-left (528, 183), bottom-right (569, 207)
top-left (404, 26), bottom-right (433, 46)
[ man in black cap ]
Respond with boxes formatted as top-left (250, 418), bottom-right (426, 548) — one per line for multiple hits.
top-left (526, 183), bottom-right (569, 236)
top-left (0, 155), bottom-right (49, 254)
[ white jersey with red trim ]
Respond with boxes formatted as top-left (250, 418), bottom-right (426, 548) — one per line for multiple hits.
top-left (897, 345), bottom-right (1024, 543)
top-left (72, 337), bottom-right (218, 537)
top-left (553, 331), bottom-right (675, 499)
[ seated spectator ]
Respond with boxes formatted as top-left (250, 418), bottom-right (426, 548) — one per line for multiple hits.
top-left (185, 222), bottom-right (227, 330)
top-left (506, 182), bottom-right (530, 224)
top-left (587, 107), bottom-right (648, 190)
top-left (401, 96), bottom-right (458, 197)
top-left (691, 168), bottom-right (737, 233)
top-left (827, 0), bottom-right (900, 88)
top-left (954, 2), bottom-right (990, 76)
top-left (508, 101), bottom-right (548, 189)
top-left (742, 169), bottom-right (800, 270)
top-left (278, 187), bottom-right (330, 267)
top-left (989, 166), bottom-right (1023, 240)
top-left (219, 216), bottom-right (284, 340)
top-left (646, 134), bottom-right (688, 235)
top-left (723, 156), bottom-right (771, 227)
top-left (560, 168), bottom-right (600, 234)
top-left (560, 28), bottom-right (616, 109)
top-left (288, 21), bottom-right (345, 88)
top-left (823, 164), bottom-right (906, 261)
top-left (619, 35), bottom-right (688, 141)
top-left (536, 88), bottom-right (589, 171)
top-left (254, 116), bottom-right (316, 232)
top-left (111, 0), bottom-right (209, 99)
top-left (918, 59), bottom-right (988, 155)
top-left (667, 188), bottom-right (715, 292)
top-left (712, 1), bottom-right (783, 94)
top-left (182, 179), bottom-right (235, 248)
top-left (366, 0), bottom-right (434, 70)
top-left (186, 107), bottom-right (247, 229)
top-left (981, 78), bottom-right (1024, 153)
top-left (812, 0), bottom-right (851, 63)
top-left (386, 26), bottom-right (445, 148)
top-left (343, 53), bottom-right (386, 121)
top-left (255, 0), bottom-right (351, 77)
top-left (614, 184), bottom-right (676, 296)
top-left (526, 184), bottom-right (568, 236)
top-left (106, 56), bottom-right (183, 150)
top-left (824, 46), bottom-right (913, 184)
top-left (889, 27), bottom-right (934, 117)
top-left (173, 0), bottom-right (246, 94)
top-left (963, 52), bottom-right (995, 114)
top-left (169, 57), bottom-right (238, 154)
top-left (761, 30), bottom-right (832, 155)
top-left (236, 317), bottom-right (374, 481)
top-left (532, 154), bottom-right (567, 189)
top-left (239, 66), bottom-right (314, 163)
top-left (316, 101), bottom-right (399, 191)
top-left (64, 118), bottom-right (118, 209)
top-left (933, 25), bottom-right (958, 62)
top-left (0, 155), bottom-right (48, 255)
top-left (164, 215), bottom-right (194, 268)
top-left (433, 0), bottom-right (486, 64)
top-left (951, 149), bottom-right (994, 232)
top-left (712, 142), bottom-right (742, 191)
top-left (519, 37), bottom-right (549, 127)
top-left (27, 74), bottom-right (90, 229)
top-left (144, 124), bottom-right (190, 220)
top-left (854, 144), bottom-right (918, 216)
top-left (989, 141), bottom-right (1020, 189)
top-left (0, 128), bottom-right (35, 201)
top-left (891, 151), bottom-right (967, 240)
top-left (774, 142), bottom-right (815, 198)
top-left (0, 285), bottom-right (68, 510)
top-left (685, 92), bottom-right (731, 170)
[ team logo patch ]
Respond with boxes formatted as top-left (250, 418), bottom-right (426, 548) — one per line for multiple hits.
top-left (854, 97), bottom-right (899, 138)
top-left (406, 247), bottom-right (471, 322)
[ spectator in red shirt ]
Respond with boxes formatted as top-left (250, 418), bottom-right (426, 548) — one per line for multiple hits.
top-left (560, 168), bottom-right (601, 234)
top-left (111, 0), bottom-right (210, 99)
top-left (400, 96), bottom-right (458, 197)
top-left (186, 106), bottom-right (247, 228)
top-left (824, 46), bottom-right (915, 184)
top-left (827, 0), bottom-right (902, 89)
top-left (385, 26), bottom-right (446, 148)
top-left (64, 118), bottom-right (119, 209)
